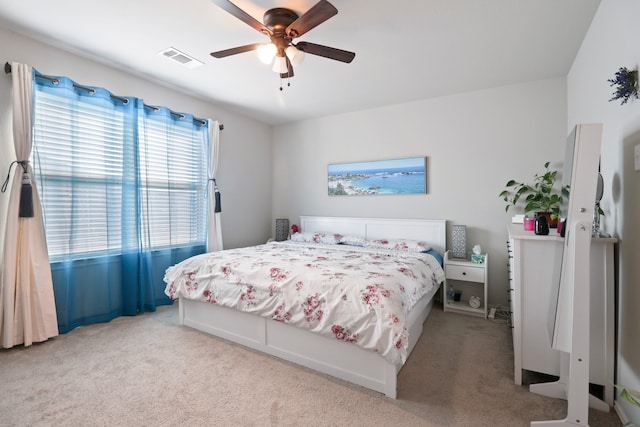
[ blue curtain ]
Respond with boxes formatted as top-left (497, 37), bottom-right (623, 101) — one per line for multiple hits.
top-left (32, 72), bottom-right (208, 333)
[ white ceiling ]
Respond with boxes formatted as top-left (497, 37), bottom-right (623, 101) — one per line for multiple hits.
top-left (0, 0), bottom-right (600, 125)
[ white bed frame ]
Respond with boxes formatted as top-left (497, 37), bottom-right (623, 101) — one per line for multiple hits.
top-left (177, 216), bottom-right (447, 398)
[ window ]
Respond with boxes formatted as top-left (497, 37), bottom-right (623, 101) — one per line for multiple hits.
top-left (137, 111), bottom-right (208, 249)
top-left (32, 80), bottom-right (208, 260)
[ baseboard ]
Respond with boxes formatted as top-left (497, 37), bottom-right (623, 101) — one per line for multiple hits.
top-left (614, 401), bottom-right (630, 425)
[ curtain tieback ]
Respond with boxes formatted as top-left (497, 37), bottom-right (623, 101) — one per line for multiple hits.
top-left (208, 178), bottom-right (221, 213)
top-left (2, 160), bottom-right (35, 217)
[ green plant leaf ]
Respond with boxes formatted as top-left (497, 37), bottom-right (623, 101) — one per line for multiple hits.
top-left (524, 201), bottom-right (538, 213)
top-left (615, 384), bottom-right (640, 407)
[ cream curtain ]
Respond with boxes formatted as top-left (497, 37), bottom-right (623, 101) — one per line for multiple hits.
top-left (0, 62), bottom-right (58, 348)
top-left (206, 120), bottom-right (223, 252)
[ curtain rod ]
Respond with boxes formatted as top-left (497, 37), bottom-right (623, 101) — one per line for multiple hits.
top-left (4, 61), bottom-right (223, 131)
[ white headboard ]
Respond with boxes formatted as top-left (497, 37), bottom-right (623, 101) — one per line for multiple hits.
top-left (300, 216), bottom-right (447, 255)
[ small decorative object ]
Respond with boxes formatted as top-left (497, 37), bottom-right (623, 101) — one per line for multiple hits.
top-left (471, 245), bottom-right (485, 264)
top-left (608, 66), bottom-right (639, 105)
top-left (499, 161), bottom-right (569, 228)
top-left (471, 254), bottom-right (485, 264)
top-left (512, 214), bottom-right (525, 224)
top-left (469, 296), bottom-right (481, 309)
top-left (447, 284), bottom-right (455, 304)
top-left (291, 223), bottom-right (299, 234)
top-left (593, 172), bottom-right (607, 237)
top-left (524, 217), bottom-right (535, 231)
top-left (535, 215), bottom-right (549, 235)
top-left (451, 225), bottom-right (467, 259)
top-left (453, 291), bottom-right (461, 302)
top-left (275, 218), bottom-right (289, 241)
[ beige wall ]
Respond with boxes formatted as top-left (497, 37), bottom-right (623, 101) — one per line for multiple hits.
top-left (568, 0), bottom-right (640, 423)
top-left (0, 27), bottom-right (274, 256)
top-left (272, 78), bottom-right (568, 307)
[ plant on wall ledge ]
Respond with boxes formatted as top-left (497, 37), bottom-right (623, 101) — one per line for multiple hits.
top-left (608, 66), bottom-right (639, 105)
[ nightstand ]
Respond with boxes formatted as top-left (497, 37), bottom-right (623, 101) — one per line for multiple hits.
top-left (443, 250), bottom-right (488, 318)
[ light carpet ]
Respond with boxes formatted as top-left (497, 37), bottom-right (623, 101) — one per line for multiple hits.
top-left (0, 302), bottom-right (622, 426)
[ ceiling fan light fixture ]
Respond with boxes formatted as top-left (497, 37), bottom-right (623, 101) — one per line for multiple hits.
top-left (257, 43), bottom-right (277, 64)
top-left (285, 45), bottom-right (305, 66)
top-left (272, 55), bottom-right (288, 74)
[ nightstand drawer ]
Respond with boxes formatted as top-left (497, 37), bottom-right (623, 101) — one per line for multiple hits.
top-left (446, 265), bottom-right (484, 282)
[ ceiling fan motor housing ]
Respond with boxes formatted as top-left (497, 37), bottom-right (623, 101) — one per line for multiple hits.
top-left (263, 8), bottom-right (298, 34)
top-left (263, 8), bottom-right (298, 53)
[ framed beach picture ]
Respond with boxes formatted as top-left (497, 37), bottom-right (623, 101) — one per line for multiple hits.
top-left (328, 157), bottom-right (427, 196)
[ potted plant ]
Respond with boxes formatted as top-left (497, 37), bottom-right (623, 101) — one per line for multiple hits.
top-left (499, 161), bottom-right (570, 228)
top-left (608, 66), bottom-right (639, 105)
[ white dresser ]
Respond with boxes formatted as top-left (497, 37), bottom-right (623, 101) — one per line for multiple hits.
top-left (507, 225), bottom-right (616, 406)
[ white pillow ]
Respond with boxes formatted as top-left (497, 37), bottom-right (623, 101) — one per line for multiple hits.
top-left (364, 238), bottom-right (432, 253)
top-left (290, 232), bottom-right (342, 245)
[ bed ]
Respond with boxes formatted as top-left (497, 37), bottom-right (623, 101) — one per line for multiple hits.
top-left (164, 216), bottom-right (446, 398)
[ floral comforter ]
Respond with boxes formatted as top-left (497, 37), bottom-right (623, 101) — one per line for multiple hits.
top-left (164, 241), bottom-right (445, 365)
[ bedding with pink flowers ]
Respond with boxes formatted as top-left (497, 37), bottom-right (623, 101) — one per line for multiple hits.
top-left (164, 241), bottom-right (444, 364)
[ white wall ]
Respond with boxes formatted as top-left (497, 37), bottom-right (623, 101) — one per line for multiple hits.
top-left (273, 78), bottom-right (568, 306)
top-left (0, 27), bottom-right (274, 256)
top-left (568, 0), bottom-right (640, 423)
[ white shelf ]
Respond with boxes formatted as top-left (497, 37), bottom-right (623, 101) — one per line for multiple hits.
top-left (444, 300), bottom-right (484, 316)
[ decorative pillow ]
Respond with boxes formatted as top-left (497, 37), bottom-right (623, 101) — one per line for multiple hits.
top-left (290, 232), bottom-right (342, 245)
top-left (339, 235), bottom-right (367, 247)
top-left (424, 248), bottom-right (444, 265)
top-left (364, 238), bottom-right (432, 253)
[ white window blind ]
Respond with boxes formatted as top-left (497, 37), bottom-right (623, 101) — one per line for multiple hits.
top-left (138, 114), bottom-right (208, 249)
top-left (32, 86), bottom-right (207, 260)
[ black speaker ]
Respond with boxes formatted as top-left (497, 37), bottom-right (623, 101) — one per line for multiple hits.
top-left (535, 215), bottom-right (549, 235)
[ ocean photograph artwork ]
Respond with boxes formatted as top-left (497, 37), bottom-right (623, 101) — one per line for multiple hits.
top-left (328, 157), bottom-right (426, 196)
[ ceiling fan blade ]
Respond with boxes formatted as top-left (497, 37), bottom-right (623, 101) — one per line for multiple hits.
top-left (286, 0), bottom-right (338, 38)
top-left (296, 42), bottom-right (355, 63)
top-left (210, 43), bottom-right (262, 58)
top-left (211, 0), bottom-right (272, 36)
top-left (280, 56), bottom-right (294, 79)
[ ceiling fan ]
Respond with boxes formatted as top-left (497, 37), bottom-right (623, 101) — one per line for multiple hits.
top-left (210, 0), bottom-right (355, 87)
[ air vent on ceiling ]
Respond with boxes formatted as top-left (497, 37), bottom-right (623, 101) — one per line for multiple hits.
top-left (158, 47), bottom-right (203, 69)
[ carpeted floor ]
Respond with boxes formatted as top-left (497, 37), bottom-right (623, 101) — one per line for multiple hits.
top-left (0, 302), bottom-right (622, 426)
